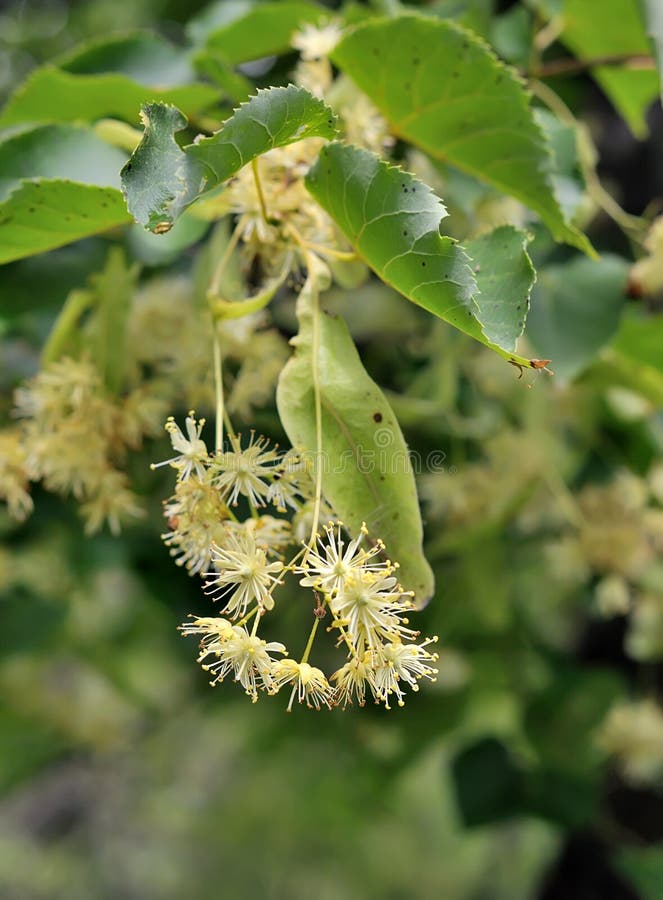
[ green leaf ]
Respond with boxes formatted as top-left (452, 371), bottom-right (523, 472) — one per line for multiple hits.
top-left (276, 256), bottom-right (435, 605)
top-left (526, 254), bottom-right (628, 380)
top-left (0, 67), bottom-right (220, 127)
top-left (536, 0), bottom-right (658, 138)
top-left (640, 0), bottom-right (663, 104)
top-left (331, 15), bottom-right (591, 253)
top-left (464, 226), bottom-right (535, 351)
top-left (122, 86), bottom-right (337, 231)
top-left (618, 848), bottom-right (663, 900)
top-left (201, 1), bottom-right (324, 63)
top-left (0, 182), bottom-right (131, 266)
top-left (0, 124), bottom-right (131, 264)
top-left (306, 142), bottom-right (536, 366)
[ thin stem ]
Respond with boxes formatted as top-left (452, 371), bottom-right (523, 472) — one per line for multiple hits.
top-left (209, 217), bottom-right (244, 300)
top-left (529, 78), bottom-right (646, 241)
top-left (223, 408), bottom-right (237, 443)
top-left (300, 617), bottom-right (320, 665)
top-left (236, 605), bottom-right (260, 629)
top-left (299, 240), bottom-right (356, 262)
top-left (213, 325), bottom-right (224, 452)
top-left (532, 52), bottom-right (654, 79)
top-left (251, 158), bottom-right (270, 225)
top-left (308, 263), bottom-right (324, 548)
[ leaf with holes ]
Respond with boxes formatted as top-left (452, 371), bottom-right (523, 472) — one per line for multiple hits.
top-left (276, 257), bottom-right (435, 605)
top-left (122, 85), bottom-right (338, 231)
top-left (331, 15), bottom-right (591, 253)
top-left (306, 142), bottom-right (536, 366)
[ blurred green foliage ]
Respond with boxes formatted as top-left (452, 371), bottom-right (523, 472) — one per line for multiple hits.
top-left (2, 1), bottom-right (663, 898)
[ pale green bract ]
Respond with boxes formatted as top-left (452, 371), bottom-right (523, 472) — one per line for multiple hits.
top-left (276, 257), bottom-right (435, 606)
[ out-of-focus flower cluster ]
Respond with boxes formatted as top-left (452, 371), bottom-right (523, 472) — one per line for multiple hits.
top-left (0, 277), bottom-right (288, 534)
top-left (157, 413), bottom-right (437, 710)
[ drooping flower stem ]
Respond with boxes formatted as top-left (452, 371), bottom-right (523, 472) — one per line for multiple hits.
top-left (300, 616), bottom-right (320, 665)
top-left (307, 257), bottom-right (324, 548)
top-left (208, 217), bottom-right (244, 300)
top-left (213, 325), bottom-right (224, 452)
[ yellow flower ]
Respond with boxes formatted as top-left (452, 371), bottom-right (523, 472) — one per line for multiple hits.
top-left (297, 521), bottom-right (393, 596)
top-left (273, 659), bottom-right (333, 710)
top-left (212, 432), bottom-right (280, 508)
top-left (205, 529), bottom-right (284, 618)
top-left (152, 412), bottom-right (209, 482)
top-left (200, 625), bottom-right (286, 701)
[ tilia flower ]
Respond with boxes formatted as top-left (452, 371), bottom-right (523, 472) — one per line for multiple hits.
top-left (272, 659), bottom-right (333, 711)
top-left (205, 529), bottom-right (284, 618)
top-left (212, 432), bottom-right (280, 508)
top-left (297, 521), bottom-right (394, 596)
top-left (151, 412), bottom-right (208, 482)
top-left (199, 625), bottom-right (287, 702)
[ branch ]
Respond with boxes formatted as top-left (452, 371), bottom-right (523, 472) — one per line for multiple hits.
top-left (531, 52), bottom-right (655, 78)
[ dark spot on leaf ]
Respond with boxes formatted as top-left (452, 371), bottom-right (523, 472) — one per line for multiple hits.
top-left (125, 163), bottom-right (132, 172)
top-left (516, 304), bottom-right (521, 310)
top-left (468, 311), bottom-right (472, 316)
top-left (404, 82), bottom-right (411, 91)
top-left (452, 71), bottom-right (459, 78)
top-left (28, 207), bottom-right (35, 213)
top-left (403, 230), bottom-right (407, 236)
top-left (373, 412), bottom-right (383, 423)
top-left (393, 512), bottom-right (400, 520)
top-left (101, 202), bottom-right (108, 208)
top-left (413, 57), bottom-right (420, 65)
top-left (421, 261), bottom-right (426, 267)
top-left (372, 48), bottom-right (380, 56)
top-left (380, 475), bottom-right (385, 481)
top-left (519, 320), bottom-right (523, 327)
top-left (496, 75), bottom-right (503, 84)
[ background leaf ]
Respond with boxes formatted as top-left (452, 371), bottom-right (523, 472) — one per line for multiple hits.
top-left (56, 32), bottom-right (198, 86)
top-left (536, 0), bottom-right (658, 138)
top-left (526, 254), bottom-right (628, 380)
top-left (123, 86), bottom-right (337, 231)
top-left (464, 226), bottom-right (535, 351)
top-left (277, 258), bottom-right (435, 605)
top-left (0, 67), bottom-right (219, 127)
top-left (306, 142), bottom-right (536, 366)
top-left (640, 0), bottom-right (663, 104)
top-left (331, 15), bottom-right (590, 253)
top-left (199, 1), bottom-right (324, 63)
top-left (0, 124), bottom-right (131, 264)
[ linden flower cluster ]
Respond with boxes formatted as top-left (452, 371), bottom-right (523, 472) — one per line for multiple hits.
top-left (156, 413), bottom-right (438, 710)
top-left (4, 357), bottom-right (147, 534)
